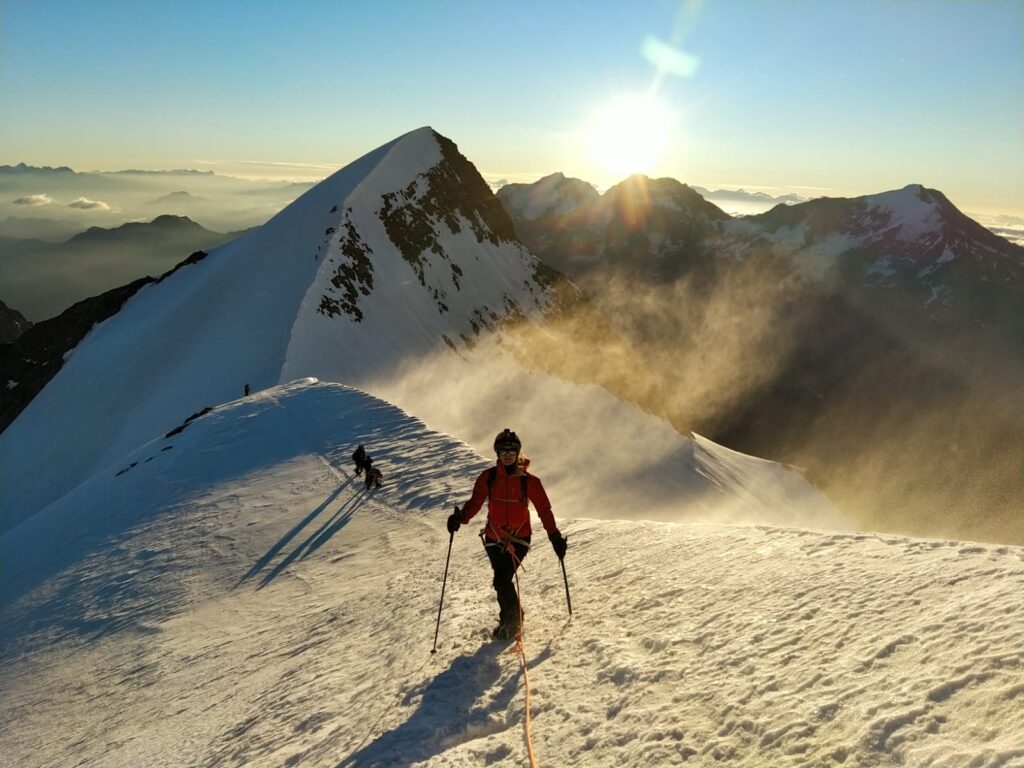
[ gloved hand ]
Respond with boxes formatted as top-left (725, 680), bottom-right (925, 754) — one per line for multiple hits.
top-left (549, 531), bottom-right (567, 560)
top-left (447, 506), bottom-right (462, 534)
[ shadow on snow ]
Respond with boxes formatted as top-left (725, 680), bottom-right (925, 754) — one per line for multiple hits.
top-left (337, 643), bottom-right (522, 768)
top-left (237, 477), bottom-right (366, 590)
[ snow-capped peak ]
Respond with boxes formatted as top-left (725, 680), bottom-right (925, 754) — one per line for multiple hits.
top-left (860, 184), bottom-right (944, 242)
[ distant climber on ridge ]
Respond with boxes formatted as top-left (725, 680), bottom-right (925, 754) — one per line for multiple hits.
top-left (365, 465), bottom-right (383, 491)
top-left (352, 444), bottom-right (370, 477)
top-left (447, 428), bottom-right (567, 640)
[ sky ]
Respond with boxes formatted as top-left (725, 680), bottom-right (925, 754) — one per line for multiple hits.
top-left (1, 0), bottom-right (1022, 215)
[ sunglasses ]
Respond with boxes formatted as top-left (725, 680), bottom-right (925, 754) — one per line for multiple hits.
top-left (497, 446), bottom-right (519, 455)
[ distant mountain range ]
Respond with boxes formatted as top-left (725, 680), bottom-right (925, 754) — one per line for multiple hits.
top-left (691, 185), bottom-right (809, 205)
top-left (0, 163), bottom-right (212, 176)
top-left (0, 163), bottom-right (312, 237)
top-left (0, 163), bottom-right (76, 175)
top-left (498, 173), bottom-right (1024, 543)
top-left (0, 215), bottom-right (250, 321)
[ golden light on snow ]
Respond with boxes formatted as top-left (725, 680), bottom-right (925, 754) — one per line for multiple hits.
top-left (586, 93), bottom-right (671, 180)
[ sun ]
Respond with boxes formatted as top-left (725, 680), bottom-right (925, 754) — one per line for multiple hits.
top-left (586, 94), bottom-right (670, 181)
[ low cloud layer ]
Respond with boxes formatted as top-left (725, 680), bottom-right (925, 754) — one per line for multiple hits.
top-left (0, 165), bottom-right (310, 237)
top-left (13, 193), bottom-right (53, 206)
top-left (67, 197), bottom-right (111, 211)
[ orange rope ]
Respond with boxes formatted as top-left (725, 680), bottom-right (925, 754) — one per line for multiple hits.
top-left (512, 567), bottom-right (538, 768)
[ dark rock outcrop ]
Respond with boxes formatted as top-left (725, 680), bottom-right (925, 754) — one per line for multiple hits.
top-left (0, 300), bottom-right (32, 343)
top-left (320, 212), bottom-right (375, 321)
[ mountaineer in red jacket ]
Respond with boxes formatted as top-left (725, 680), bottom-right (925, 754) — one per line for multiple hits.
top-left (447, 428), bottom-right (567, 640)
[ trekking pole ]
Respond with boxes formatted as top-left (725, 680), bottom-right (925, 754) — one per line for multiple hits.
top-left (560, 556), bottom-right (573, 617)
top-left (431, 529), bottom-right (455, 654)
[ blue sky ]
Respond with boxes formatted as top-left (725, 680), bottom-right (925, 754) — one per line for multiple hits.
top-left (1, 0), bottom-right (1021, 214)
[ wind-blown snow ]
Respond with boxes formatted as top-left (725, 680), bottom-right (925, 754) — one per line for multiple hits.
top-left (2, 380), bottom-right (1021, 768)
top-left (366, 338), bottom-right (845, 531)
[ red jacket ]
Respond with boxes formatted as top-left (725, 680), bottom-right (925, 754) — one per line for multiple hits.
top-left (460, 461), bottom-right (558, 542)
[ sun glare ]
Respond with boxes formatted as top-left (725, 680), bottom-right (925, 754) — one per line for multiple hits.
top-left (586, 94), bottom-right (670, 181)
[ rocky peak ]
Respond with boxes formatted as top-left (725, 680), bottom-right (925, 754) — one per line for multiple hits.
top-left (497, 172), bottom-right (601, 221)
top-left (318, 128), bottom-right (553, 325)
top-left (498, 172), bottom-right (730, 285)
top-left (378, 130), bottom-right (518, 267)
top-left (599, 175), bottom-right (730, 228)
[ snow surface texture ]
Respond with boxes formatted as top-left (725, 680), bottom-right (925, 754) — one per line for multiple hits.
top-left (2, 380), bottom-right (1021, 768)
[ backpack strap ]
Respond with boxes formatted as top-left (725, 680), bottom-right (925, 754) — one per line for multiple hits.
top-left (487, 466), bottom-right (528, 503)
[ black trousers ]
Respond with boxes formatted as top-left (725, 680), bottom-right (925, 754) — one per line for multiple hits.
top-left (485, 537), bottom-right (531, 621)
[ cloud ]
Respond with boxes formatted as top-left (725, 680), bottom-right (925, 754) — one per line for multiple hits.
top-left (693, 186), bottom-right (810, 205)
top-left (194, 158), bottom-right (340, 181)
top-left (13, 194), bottom-right (54, 207)
top-left (988, 226), bottom-right (1024, 246)
top-left (995, 214), bottom-right (1024, 226)
top-left (67, 197), bottom-right (111, 210)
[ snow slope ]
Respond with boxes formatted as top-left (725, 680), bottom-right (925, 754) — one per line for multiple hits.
top-left (2, 379), bottom-right (1020, 768)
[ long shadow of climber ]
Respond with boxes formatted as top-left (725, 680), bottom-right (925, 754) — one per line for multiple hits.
top-left (256, 491), bottom-right (366, 590)
top-left (235, 477), bottom-right (360, 589)
top-left (337, 644), bottom-right (521, 768)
